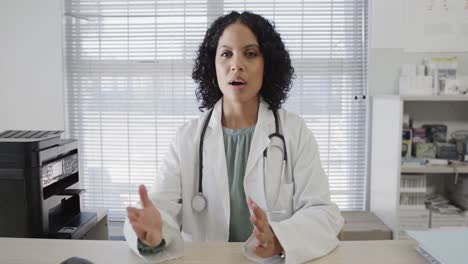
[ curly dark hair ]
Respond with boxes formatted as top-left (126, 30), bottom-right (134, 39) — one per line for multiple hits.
top-left (192, 11), bottom-right (294, 111)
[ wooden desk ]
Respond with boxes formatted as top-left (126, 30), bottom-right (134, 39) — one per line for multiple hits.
top-left (0, 238), bottom-right (426, 264)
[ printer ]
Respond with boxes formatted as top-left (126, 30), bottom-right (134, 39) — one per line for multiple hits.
top-left (0, 130), bottom-right (97, 239)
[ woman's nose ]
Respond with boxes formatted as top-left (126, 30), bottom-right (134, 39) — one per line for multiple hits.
top-left (230, 58), bottom-right (244, 72)
top-left (231, 64), bottom-right (244, 72)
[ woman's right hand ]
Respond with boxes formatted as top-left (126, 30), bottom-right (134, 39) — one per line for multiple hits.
top-left (127, 184), bottom-right (163, 247)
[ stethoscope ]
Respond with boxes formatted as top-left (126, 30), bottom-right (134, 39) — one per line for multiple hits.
top-left (191, 108), bottom-right (288, 213)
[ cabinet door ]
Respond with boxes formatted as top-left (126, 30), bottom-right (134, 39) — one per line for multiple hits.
top-left (370, 96), bottom-right (402, 232)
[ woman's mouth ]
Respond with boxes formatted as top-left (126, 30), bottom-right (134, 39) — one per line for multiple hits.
top-left (228, 79), bottom-right (247, 90)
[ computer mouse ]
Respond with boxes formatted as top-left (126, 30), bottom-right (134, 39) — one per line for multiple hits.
top-left (60, 256), bottom-right (95, 264)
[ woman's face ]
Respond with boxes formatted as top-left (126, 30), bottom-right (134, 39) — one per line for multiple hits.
top-left (215, 22), bottom-right (264, 105)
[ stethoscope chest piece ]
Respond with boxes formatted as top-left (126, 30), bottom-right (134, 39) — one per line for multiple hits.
top-left (192, 192), bottom-right (207, 212)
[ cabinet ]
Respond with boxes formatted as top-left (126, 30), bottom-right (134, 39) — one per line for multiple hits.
top-left (370, 95), bottom-right (468, 239)
top-left (81, 208), bottom-right (109, 240)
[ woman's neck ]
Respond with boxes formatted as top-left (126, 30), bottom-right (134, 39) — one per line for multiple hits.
top-left (221, 97), bottom-right (259, 129)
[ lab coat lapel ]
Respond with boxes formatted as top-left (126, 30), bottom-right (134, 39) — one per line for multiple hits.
top-left (244, 99), bottom-right (274, 208)
top-left (204, 100), bottom-right (230, 230)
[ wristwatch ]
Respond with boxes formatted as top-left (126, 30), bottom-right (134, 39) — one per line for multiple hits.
top-left (137, 238), bottom-right (166, 255)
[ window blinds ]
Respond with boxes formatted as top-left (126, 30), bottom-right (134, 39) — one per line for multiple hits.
top-left (63, 0), bottom-right (368, 221)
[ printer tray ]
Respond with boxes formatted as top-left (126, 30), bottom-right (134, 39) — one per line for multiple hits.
top-left (49, 212), bottom-right (97, 239)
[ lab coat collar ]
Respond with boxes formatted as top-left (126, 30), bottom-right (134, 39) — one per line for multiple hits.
top-left (208, 97), bottom-right (275, 129)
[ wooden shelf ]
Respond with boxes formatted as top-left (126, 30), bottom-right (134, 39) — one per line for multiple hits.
top-left (400, 188), bottom-right (427, 193)
top-left (401, 165), bottom-right (468, 174)
top-left (401, 95), bottom-right (468, 102)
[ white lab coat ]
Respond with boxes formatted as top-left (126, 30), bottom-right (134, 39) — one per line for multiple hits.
top-left (124, 98), bottom-right (344, 264)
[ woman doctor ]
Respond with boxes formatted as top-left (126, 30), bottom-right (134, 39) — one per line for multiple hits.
top-left (125, 11), bottom-right (344, 264)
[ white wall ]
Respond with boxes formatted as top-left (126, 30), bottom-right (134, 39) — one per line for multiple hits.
top-left (369, 0), bottom-right (468, 96)
top-left (2, 0), bottom-right (465, 129)
top-left (1, 1), bottom-right (465, 213)
top-left (0, 0), bottom-right (64, 132)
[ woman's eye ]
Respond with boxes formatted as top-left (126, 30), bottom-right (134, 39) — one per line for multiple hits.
top-left (221, 51), bottom-right (231, 57)
top-left (246, 51), bottom-right (258, 57)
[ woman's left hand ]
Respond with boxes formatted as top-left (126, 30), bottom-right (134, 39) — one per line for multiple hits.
top-left (247, 197), bottom-right (284, 258)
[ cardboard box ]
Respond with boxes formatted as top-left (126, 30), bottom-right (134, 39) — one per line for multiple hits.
top-left (339, 211), bottom-right (392, 241)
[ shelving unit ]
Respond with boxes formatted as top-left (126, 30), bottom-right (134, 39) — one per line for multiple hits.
top-left (370, 95), bottom-right (468, 239)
